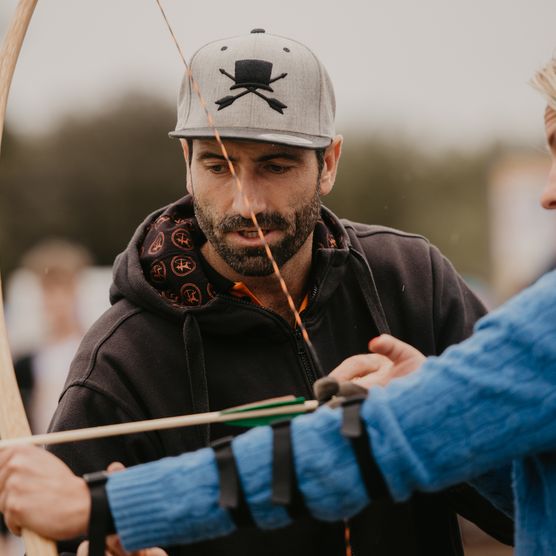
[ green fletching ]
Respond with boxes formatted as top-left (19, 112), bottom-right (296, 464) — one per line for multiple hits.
top-left (225, 412), bottom-right (305, 427)
top-left (221, 396), bottom-right (306, 415)
top-left (222, 396), bottom-right (308, 427)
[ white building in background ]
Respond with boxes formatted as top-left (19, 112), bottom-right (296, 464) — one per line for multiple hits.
top-left (489, 152), bottom-right (555, 302)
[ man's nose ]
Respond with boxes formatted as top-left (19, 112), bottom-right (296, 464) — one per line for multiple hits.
top-left (540, 160), bottom-right (556, 210)
top-left (232, 172), bottom-right (267, 218)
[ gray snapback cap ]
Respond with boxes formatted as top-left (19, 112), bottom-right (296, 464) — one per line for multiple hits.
top-left (169, 29), bottom-right (336, 148)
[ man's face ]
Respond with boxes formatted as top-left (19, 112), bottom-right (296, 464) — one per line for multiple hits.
top-left (543, 106), bottom-right (556, 210)
top-left (185, 139), bottom-right (329, 276)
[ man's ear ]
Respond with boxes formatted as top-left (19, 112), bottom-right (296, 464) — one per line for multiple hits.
top-left (180, 139), bottom-right (193, 195)
top-left (318, 135), bottom-right (343, 196)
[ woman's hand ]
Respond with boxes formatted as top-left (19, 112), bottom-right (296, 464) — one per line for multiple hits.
top-left (329, 334), bottom-right (426, 390)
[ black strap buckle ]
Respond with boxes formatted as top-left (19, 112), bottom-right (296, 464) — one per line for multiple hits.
top-left (341, 396), bottom-right (391, 502)
top-left (83, 470), bottom-right (115, 556)
top-left (211, 436), bottom-right (255, 527)
top-left (271, 419), bottom-right (309, 519)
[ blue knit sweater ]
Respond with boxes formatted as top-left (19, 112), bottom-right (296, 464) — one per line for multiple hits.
top-left (107, 270), bottom-right (556, 555)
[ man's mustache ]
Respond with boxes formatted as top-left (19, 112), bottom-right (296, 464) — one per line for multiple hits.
top-left (218, 213), bottom-right (290, 233)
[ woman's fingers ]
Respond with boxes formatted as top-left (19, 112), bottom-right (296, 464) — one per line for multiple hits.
top-left (107, 462), bottom-right (125, 473)
top-left (329, 353), bottom-right (392, 382)
top-left (369, 334), bottom-right (424, 365)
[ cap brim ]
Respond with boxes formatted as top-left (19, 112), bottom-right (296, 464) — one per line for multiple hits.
top-left (168, 127), bottom-right (332, 149)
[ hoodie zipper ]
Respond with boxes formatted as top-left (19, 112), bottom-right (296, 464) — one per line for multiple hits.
top-left (221, 295), bottom-right (318, 394)
top-left (296, 283), bottom-right (320, 386)
top-left (294, 326), bottom-right (318, 386)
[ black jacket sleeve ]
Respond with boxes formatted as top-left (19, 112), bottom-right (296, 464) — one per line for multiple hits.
top-left (427, 244), bottom-right (487, 353)
top-left (48, 385), bottom-right (162, 475)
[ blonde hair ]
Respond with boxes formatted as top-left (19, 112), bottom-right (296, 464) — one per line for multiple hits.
top-left (531, 58), bottom-right (556, 111)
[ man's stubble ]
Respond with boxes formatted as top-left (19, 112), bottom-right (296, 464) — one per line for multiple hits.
top-left (193, 186), bottom-right (321, 277)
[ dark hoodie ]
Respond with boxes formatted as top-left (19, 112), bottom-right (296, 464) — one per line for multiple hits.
top-left (50, 196), bottom-right (512, 555)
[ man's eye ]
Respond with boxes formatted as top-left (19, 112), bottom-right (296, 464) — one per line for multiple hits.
top-left (266, 164), bottom-right (289, 174)
top-left (208, 164), bottom-right (227, 174)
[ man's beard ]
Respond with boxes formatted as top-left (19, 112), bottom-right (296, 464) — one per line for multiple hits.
top-left (194, 189), bottom-right (321, 277)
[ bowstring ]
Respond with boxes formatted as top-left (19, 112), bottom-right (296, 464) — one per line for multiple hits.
top-left (154, 0), bottom-right (324, 372)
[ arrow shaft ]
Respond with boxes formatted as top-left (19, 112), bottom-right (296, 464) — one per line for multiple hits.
top-left (0, 401), bottom-right (319, 448)
top-left (230, 89), bottom-right (251, 101)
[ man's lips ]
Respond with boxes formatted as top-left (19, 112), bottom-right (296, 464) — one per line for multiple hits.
top-left (237, 229), bottom-right (267, 239)
top-left (226, 228), bottom-right (281, 244)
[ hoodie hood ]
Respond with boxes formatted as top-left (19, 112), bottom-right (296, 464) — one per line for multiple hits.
top-left (110, 195), bottom-right (350, 322)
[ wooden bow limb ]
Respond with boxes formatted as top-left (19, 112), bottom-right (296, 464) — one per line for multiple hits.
top-left (0, 398), bottom-right (319, 449)
top-left (0, 1), bottom-right (58, 554)
top-left (0, 0), bottom-right (37, 152)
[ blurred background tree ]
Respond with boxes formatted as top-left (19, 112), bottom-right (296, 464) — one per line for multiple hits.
top-left (0, 93), bottom-right (502, 282)
top-left (328, 135), bottom-right (497, 282)
top-left (0, 95), bottom-right (183, 274)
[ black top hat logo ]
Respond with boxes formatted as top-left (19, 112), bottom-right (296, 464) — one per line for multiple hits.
top-left (215, 59), bottom-right (288, 114)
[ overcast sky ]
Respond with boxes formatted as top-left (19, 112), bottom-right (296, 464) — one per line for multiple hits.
top-left (1, 0), bottom-right (555, 148)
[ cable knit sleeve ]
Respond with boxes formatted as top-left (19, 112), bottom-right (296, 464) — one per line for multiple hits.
top-left (107, 271), bottom-right (556, 551)
top-left (365, 270), bottom-right (556, 500)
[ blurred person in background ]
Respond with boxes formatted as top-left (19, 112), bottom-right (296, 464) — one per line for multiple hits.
top-left (14, 239), bottom-right (93, 434)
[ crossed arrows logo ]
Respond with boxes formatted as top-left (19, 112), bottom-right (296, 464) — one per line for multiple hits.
top-left (215, 59), bottom-right (288, 114)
